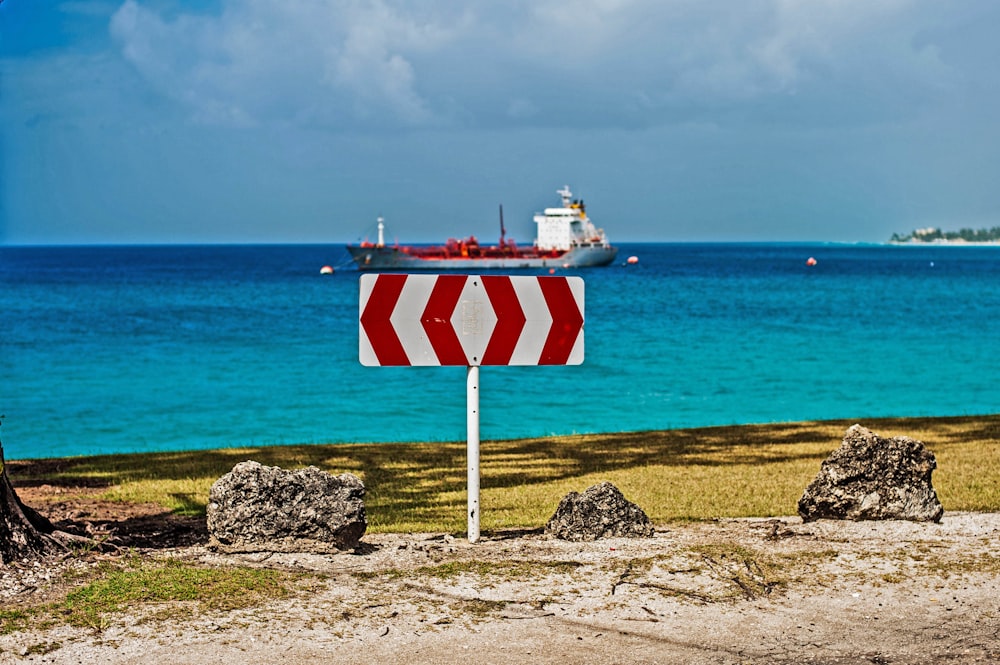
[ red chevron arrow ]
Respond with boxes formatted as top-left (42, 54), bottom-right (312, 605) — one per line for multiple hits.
top-left (421, 275), bottom-right (469, 365)
top-left (537, 277), bottom-right (584, 365)
top-left (480, 275), bottom-right (527, 365)
top-left (360, 274), bottom-right (410, 366)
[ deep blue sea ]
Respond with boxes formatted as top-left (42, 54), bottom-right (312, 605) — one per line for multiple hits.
top-left (2, 243), bottom-right (999, 460)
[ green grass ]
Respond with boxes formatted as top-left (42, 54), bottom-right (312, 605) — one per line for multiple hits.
top-left (9, 414), bottom-right (1000, 534)
top-left (0, 557), bottom-right (304, 634)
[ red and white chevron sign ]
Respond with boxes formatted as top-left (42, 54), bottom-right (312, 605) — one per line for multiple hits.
top-left (359, 274), bottom-right (584, 366)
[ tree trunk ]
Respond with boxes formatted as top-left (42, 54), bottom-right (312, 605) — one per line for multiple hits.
top-left (0, 442), bottom-right (92, 564)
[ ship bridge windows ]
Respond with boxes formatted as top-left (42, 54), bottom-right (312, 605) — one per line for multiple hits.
top-left (536, 218), bottom-right (573, 251)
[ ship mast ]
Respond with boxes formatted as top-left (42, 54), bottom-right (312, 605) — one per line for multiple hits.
top-left (499, 204), bottom-right (506, 247)
top-left (558, 185), bottom-right (573, 207)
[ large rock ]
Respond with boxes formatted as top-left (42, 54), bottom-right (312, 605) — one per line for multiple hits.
top-left (798, 425), bottom-right (944, 523)
top-left (545, 482), bottom-right (654, 541)
top-left (207, 461), bottom-right (367, 553)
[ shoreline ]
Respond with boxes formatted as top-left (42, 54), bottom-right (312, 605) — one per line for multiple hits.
top-left (888, 240), bottom-right (1000, 246)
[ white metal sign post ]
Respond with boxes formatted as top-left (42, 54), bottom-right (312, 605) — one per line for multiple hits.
top-left (359, 273), bottom-right (584, 543)
top-left (467, 365), bottom-right (480, 542)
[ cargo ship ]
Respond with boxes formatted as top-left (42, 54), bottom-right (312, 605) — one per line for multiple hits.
top-left (346, 186), bottom-right (617, 270)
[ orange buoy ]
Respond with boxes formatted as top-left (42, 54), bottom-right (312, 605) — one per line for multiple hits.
top-left (626, 255), bottom-right (639, 264)
top-left (320, 265), bottom-right (334, 275)
top-left (548, 268), bottom-right (556, 274)
top-left (806, 257), bottom-right (817, 267)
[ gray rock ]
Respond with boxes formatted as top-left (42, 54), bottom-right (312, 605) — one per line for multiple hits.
top-left (798, 424), bottom-right (944, 523)
top-left (545, 481), bottom-right (654, 541)
top-left (207, 461), bottom-right (367, 553)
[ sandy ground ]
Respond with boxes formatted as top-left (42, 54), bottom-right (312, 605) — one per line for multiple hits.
top-left (2, 507), bottom-right (999, 664)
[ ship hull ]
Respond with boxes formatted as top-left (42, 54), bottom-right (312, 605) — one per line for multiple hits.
top-left (346, 245), bottom-right (618, 271)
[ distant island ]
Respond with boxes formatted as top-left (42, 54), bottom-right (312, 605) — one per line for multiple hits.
top-left (890, 226), bottom-right (1000, 244)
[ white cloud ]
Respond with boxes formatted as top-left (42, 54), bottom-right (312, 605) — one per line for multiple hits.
top-left (101, 0), bottom-right (997, 132)
top-left (328, 2), bottom-right (455, 125)
top-left (109, 0), bottom-right (465, 128)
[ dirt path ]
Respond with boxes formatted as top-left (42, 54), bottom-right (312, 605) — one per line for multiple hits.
top-left (2, 512), bottom-right (999, 664)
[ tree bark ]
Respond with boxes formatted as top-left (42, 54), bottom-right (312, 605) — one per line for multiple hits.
top-left (0, 442), bottom-right (93, 564)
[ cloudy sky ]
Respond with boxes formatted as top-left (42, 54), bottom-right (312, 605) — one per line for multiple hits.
top-left (2, 0), bottom-right (998, 244)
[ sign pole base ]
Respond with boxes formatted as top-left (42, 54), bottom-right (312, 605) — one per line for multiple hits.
top-left (467, 365), bottom-right (480, 543)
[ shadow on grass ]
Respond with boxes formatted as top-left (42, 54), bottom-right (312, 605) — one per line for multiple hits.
top-left (9, 421), bottom-right (839, 488)
top-left (7, 414), bottom-right (999, 534)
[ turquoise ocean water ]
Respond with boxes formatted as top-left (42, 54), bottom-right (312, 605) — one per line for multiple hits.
top-left (2, 243), bottom-right (998, 460)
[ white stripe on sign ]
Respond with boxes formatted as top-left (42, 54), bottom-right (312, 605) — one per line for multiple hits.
top-left (392, 275), bottom-right (441, 365)
top-left (507, 276), bottom-right (552, 365)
